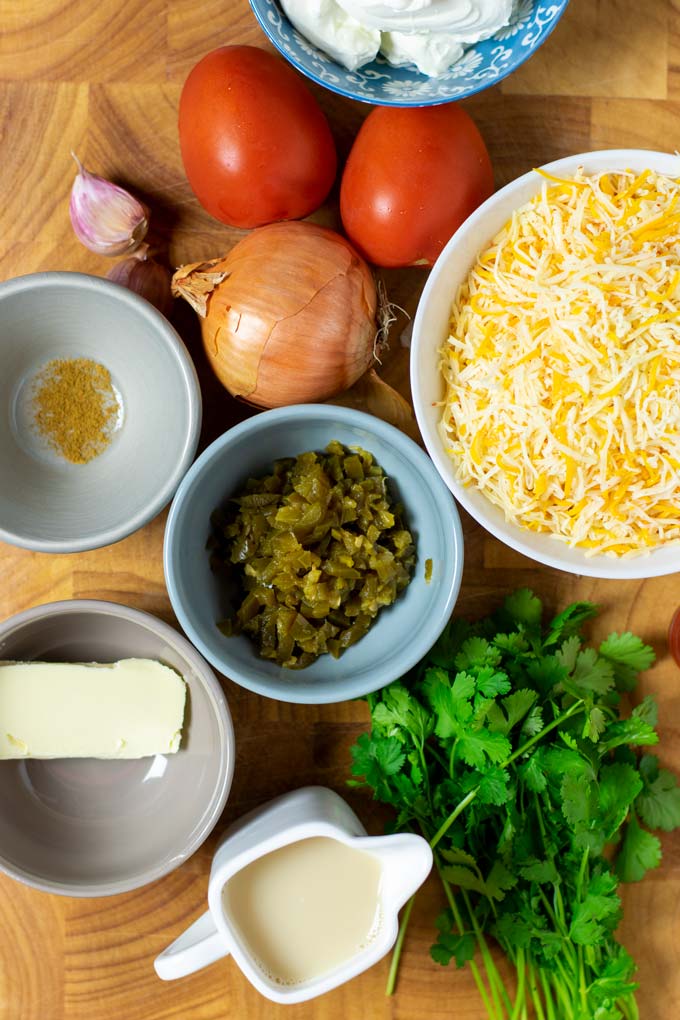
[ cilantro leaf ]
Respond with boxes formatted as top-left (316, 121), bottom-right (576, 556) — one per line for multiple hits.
top-left (569, 871), bottom-right (621, 945)
top-left (350, 733), bottom-right (405, 791)
top-left (440, 847), bottom-right (478, 869)
top-left (441, 864), bottom-right (486, 895)
top-left (492, 912), bottom-right (533, 950)
top-left (454, 636), bottom-right (501, 671)
top-left (598, 763), bottom-right (644, 840)
top-left (599, 633), bottom-right (655, 692)
top-left (615, 813), bottom-right (662, 882)
top-left (541, 747), bottom-right (595, 782)
top-left (599, 698), bottom-right (660, 753)
top-left (556, 634), bottom-right (582, 672)
top-left (545, 601), bottom-right (598, 648)
top-left (457, 729), bottom-right (512, 770)
top-left (503, 588), bottom-right (543, 627)
top-left (503, 689), bottom-right (538, 730)
top-left (422, 668), bottom-right (472, 739)
top-left (519, 858), bottom-right (559, 884)
top-left (588, 948), bottom-right (638, 1005)
top-left (571, 648), bottom-right (615, 696)
top-left (520, 703), bottom-right (544, 738)
top-left (493, 631), bottom-right (530, 656)
top-left (519, 753), bottom-right (548, 793)
top-left (476, 766), bottom-right (511, 806)
top-left (561, 771), bottom-right (598, 836)
top-left (526, 654), bottom-right (567, 695)
top-left (431, 931), bottom-right (476, 969)
top-left (452, 671), bottom-right (477, 702)
top-left (485, 860), bottom-right (517, 902)
top-left (631, 695), bottom-right (658, 728)
top-left (487, 689), bottom-right (537, 735)
top-left (584, 706), bottom-right (607, 742)
top-left (636, 754), bottom-right (680, 831)
top-left (475, 666), bottom-right (512, 698)
top-left (372, 684), bottom-right (433, 744)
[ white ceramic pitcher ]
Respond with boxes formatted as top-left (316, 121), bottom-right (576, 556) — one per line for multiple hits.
top-left (154, 786), bottom-right (432, 1004)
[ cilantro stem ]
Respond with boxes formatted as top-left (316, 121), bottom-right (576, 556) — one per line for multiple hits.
top-left (385, 894), bottom-right (415, 996)
top-left (503, 700), bottom-right (585, 767)
top-left (576, 846), bottom-right (589, 894)
top-left (429, 788), bottom-right (479, 850)
top-left (436, 859), bottom-right (503, 1020)
top-left (621, 994), bottom-right (640, 1020)
top-left (539, 968), bottom-right (557, 1020)
top-left (535, 888), bottom-right (577, 971)
top-left (548, 969), bottom-right (574, 1018)
top-left (528, 962), bottom-right (546, 1020)
top-left (509, 947), bottom-right (526, 1020)
top-left (460, 887), bottom-right (512, 1018)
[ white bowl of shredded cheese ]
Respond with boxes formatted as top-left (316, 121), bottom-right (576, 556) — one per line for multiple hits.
top-left (411, 149), bottom-right (680, 578)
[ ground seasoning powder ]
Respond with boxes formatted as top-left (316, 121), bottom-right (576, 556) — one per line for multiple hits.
top-left (31, 357), bottom-right (120, 464)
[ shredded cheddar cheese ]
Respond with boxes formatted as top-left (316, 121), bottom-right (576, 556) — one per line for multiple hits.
top-left (439, 167), bottom-right (680, 557)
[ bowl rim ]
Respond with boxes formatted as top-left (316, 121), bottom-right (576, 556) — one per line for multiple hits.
top-left (164, 404), bottom-right (464, 704)
top-left (0, 598), bottom-right (235, 897)
top-left (411, 147), bottom-right (680, 579)
top-left (0, 271), bottom-right (202, 554)
top-left (248, 0), bottom-right (571, 107)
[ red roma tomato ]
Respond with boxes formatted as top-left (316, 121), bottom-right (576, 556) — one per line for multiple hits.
top-left (669, 607), bottom-right (680, 668)
top-left (340, 104), bottom-right (494, 268)
top-left (179, 46), bottom-right (337, 229)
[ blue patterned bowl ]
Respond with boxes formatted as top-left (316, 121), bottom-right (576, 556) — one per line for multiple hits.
top-left (249, 0), bottom-right (570, 107)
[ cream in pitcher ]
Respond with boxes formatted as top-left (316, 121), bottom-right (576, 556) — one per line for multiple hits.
top-left (223, 836), bottom-right (384, 985)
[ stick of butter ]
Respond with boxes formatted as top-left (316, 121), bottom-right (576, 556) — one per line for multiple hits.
top-left (0, 658), bottom-right (186, 760)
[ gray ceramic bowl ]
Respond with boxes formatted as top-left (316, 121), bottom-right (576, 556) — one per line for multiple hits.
top-left (0, 600), bottom-right (234, 896)
top-left (0, 272), bottom-right (201, 552)
top-left (164, 405), bottom-right (464, 704)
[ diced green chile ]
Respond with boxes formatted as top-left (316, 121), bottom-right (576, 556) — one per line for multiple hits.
top-left (210, 441), bottom-right (415, 669)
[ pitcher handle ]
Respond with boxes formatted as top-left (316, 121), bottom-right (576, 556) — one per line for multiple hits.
top-left (154, 910), bottom-right (229, 981)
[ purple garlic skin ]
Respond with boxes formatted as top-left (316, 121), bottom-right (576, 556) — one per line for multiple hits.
top-left (106, 252), bottom-right (174, 318)
top-left (69, 154), bottom-right (149, 257)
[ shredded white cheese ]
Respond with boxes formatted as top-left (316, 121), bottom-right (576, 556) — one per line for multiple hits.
top-left (440, 167), bottom-right (680, 556)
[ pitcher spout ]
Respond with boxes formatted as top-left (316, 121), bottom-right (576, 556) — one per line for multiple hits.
top-left (362, 832), bottom-right (433, 914)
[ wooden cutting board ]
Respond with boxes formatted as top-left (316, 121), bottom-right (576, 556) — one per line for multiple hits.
top-left (1, 1), bottom-right (679, 1017)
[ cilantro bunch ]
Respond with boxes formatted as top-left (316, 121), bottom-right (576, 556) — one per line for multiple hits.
top-left (349, 590), bottom-right (680, 1020)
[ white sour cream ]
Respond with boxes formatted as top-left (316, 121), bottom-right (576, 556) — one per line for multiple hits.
top-left (281, 0), bottom-right (380, 71)
top-left (282, 0), bottom-right (515, 78)
top-left (337, 0), bottom-right (513, 40)
top-left (380, 30), bottom-right (464, 76)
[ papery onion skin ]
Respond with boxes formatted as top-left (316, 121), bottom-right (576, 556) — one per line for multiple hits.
top-left (328, 368), bottom-right (421, 445)
top-left (172, 222), bottom-right (378, 408)
top-left (106, 249), bottom-right (173, 317)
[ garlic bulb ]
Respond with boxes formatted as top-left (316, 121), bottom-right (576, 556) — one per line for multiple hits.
top-left (69, 154), bottom-right (149, 257)
top-left (106, 248), bottom-right (173, 317)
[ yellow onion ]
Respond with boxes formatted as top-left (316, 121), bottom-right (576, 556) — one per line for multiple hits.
top-left (171, 221), bottom-right (377, 408)
top-left (328, 368), bottom-right (421, 444)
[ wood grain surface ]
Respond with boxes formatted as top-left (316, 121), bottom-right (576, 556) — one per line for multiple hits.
top-left (1, 1), bottom-right (680, 1018)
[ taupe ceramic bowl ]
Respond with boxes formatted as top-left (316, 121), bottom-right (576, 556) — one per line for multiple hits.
top-left (0, 272), bottom-right (201, 553)
top-left (0, 600), bottom-right (234, 897)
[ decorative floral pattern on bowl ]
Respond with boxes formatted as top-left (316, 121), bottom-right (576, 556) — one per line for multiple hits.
top-left (248, 0), bottom-right (570, 107)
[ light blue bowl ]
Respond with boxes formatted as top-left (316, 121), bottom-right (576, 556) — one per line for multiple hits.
top-left (164, 405), bottom-right (463, 704)
top-left (249, 0), bottom-right (570, 107)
